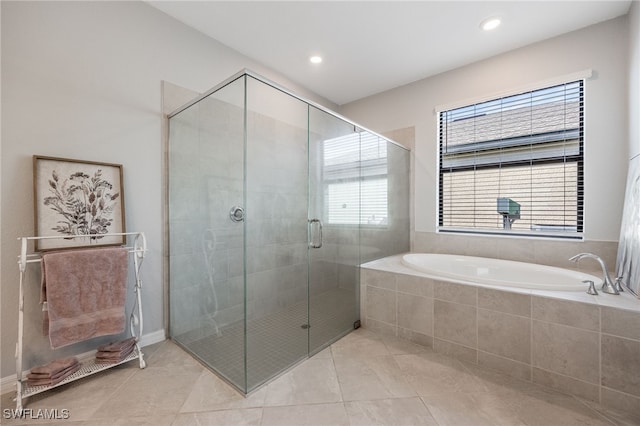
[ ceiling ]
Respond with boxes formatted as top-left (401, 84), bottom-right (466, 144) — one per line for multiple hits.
top-left (148, 1), bottom-right (631, 106)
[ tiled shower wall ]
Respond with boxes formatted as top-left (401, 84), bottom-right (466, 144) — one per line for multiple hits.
top-left (168, 89), bottom-right (245, 337)
top-left (361, 267), bottom-right (640, 416)
top-left (413, 232), bottom-right (618, 275)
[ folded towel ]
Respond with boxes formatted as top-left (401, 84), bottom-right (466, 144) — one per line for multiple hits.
top-left (95, 345), bottom-right (135, 364)
top-left (96, 341), bottom-right (135, 359)
top-left (29, 357), bottom-right (79, 377)
top-left (27, 363), bottom-right (79, 381)
top-left (97, 337), bottom-right (136, 353)
top-left (41, 247), bottom-right (128, 349)
top-left (27, 363), bottom-right (80, 387)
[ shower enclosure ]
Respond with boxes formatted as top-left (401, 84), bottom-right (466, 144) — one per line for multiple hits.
top-left (167, 71), bottom-right (409, 394)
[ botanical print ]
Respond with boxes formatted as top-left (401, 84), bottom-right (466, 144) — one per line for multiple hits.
top-left (616, 155), bottom-right (640, 296)
top-left (34, 156), bottom-right (125, 250)
top-left (44, 169), bottom-right (120, 238)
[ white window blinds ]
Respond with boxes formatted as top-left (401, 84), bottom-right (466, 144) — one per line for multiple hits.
top-left (438, 80), bottom-right (584, 237)
top-left (323, 132), bottom-right (388, 226)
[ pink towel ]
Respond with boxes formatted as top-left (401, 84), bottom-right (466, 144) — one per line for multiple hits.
top-left (95, 337), bottom-right (137, 364)
top-left (97, 336), bottom-right (136, 353)
top-left (27, 363), bottom-right (81, 387)
top-left (41, 247), bottom-right (128, 349)
top-left (29, 356), bottom-right (79, 377)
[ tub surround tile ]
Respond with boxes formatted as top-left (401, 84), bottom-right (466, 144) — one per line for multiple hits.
top-left (478, 287), bottom-right (531, 317)
top-left (532, 367), bottom-right (600, 403)
top-left (601, 334), bottom-right (640, 397)
top-left (532, 320), bottom-right (600, 384)
top-left (361, 269), bottom-right (396, 290)
top-left (397, 292), bottom-right (433, 336)
top-left (602, 307), bottom-right (640, 340)
top-left (397, 273), bottom-right (434, 297)
top-left (361, 255), bottom-right (640, 419)
top-left (434, 300), bottom-right (477, 348)
top-left (364, 317), bottom-right (397, 337)
top-left (434, 281), bottom-right (477, 305)
top-left (366, 286), bottom-right (396, 325)
top-left (478, 308), bottom-right (531, 364)
top-left (532, 296), bottom-right (600, 331)
top-left (412, 231), bottom-right (617, 272)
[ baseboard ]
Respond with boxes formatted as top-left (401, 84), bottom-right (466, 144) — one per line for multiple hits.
top-left (0, 329), bottom-right (166, 395)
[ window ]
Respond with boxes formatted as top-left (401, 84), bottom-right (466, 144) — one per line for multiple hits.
top-left (323, 132), bottom-right (388, 226)
top-left (438, 80), bottom-right (584, 238)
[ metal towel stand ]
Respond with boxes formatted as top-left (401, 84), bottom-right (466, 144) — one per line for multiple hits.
top-left (13, 232), bottom-right (147, 414)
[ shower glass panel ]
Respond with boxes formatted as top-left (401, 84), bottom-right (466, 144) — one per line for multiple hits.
top-left (168, 70), bottom-right (410, 395)
top-left (244, 76), bottom-right (309, 391)
top-left (308, 106), bottom-right (361, 353)
top-left (168, 76), bottom-right (246, 388)
top-left (360, 138), bottom-right (411, 264)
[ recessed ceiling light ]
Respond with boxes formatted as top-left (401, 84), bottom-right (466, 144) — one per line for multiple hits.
top-left (481, 17), bottom-right (501, 31)
top-left (310, 56), bottom-right (323, 64)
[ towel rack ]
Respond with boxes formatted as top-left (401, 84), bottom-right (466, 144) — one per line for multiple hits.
top-left (13, 232), bottom-right (147, 414)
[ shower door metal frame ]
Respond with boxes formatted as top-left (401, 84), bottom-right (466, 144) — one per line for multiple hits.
top-left (166, 69), bottom-right (407, 395)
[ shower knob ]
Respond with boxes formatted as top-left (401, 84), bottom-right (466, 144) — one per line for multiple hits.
top-left (229, 206), bottom-right (244, 222)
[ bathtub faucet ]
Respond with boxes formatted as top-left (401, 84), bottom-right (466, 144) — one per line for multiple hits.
top-left (569, 253), bottom-right (619, 295)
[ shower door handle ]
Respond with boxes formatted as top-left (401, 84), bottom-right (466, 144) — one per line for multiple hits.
top-left (309, 219), bottom-right (323, 249)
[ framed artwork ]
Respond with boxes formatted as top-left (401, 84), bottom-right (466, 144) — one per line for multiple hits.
top-left (33, 156), bottom-right (126, 250)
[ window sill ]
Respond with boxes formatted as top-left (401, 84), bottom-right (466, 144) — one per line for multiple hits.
top-left (437, 227), bottom-right (584, 241)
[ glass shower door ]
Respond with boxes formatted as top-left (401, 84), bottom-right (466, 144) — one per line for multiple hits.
top-left (244, 76), bottom-right (310, 391)
top-left (308, 106), bottom-right (361, 353)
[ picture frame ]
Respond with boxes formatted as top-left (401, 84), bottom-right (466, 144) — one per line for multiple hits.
top-left (33, 155), bottom-right (126, 251)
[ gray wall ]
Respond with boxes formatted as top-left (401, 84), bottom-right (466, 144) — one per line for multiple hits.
top-left (340, 16), bottom-right (630, 270)
top-left (0, 1), bottom-right (335, 380)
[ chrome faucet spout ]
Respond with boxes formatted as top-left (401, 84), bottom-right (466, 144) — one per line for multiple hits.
top-left (569, 253), bottom-right (619, 295)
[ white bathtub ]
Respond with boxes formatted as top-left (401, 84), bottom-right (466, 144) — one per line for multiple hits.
top-left (401, 253), bottom-right (601, 291)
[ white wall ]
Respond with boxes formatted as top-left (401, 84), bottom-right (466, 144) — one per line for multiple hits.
top-left (341, 16), bottom-right (629, 245)
top-left (0, 1), bottom-right (335, 380)
top-left (630, 1), bottom-right (640, 160)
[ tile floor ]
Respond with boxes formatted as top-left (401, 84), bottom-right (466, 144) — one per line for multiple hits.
top-left (2, 329), bottom-right (639, 426)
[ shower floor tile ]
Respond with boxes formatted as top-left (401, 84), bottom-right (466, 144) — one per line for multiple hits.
top-left (174, 287), bottom-right (356, 392)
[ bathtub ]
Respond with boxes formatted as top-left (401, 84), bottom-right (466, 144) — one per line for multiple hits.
top-left (401, 253), bottom-right (601, 291)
